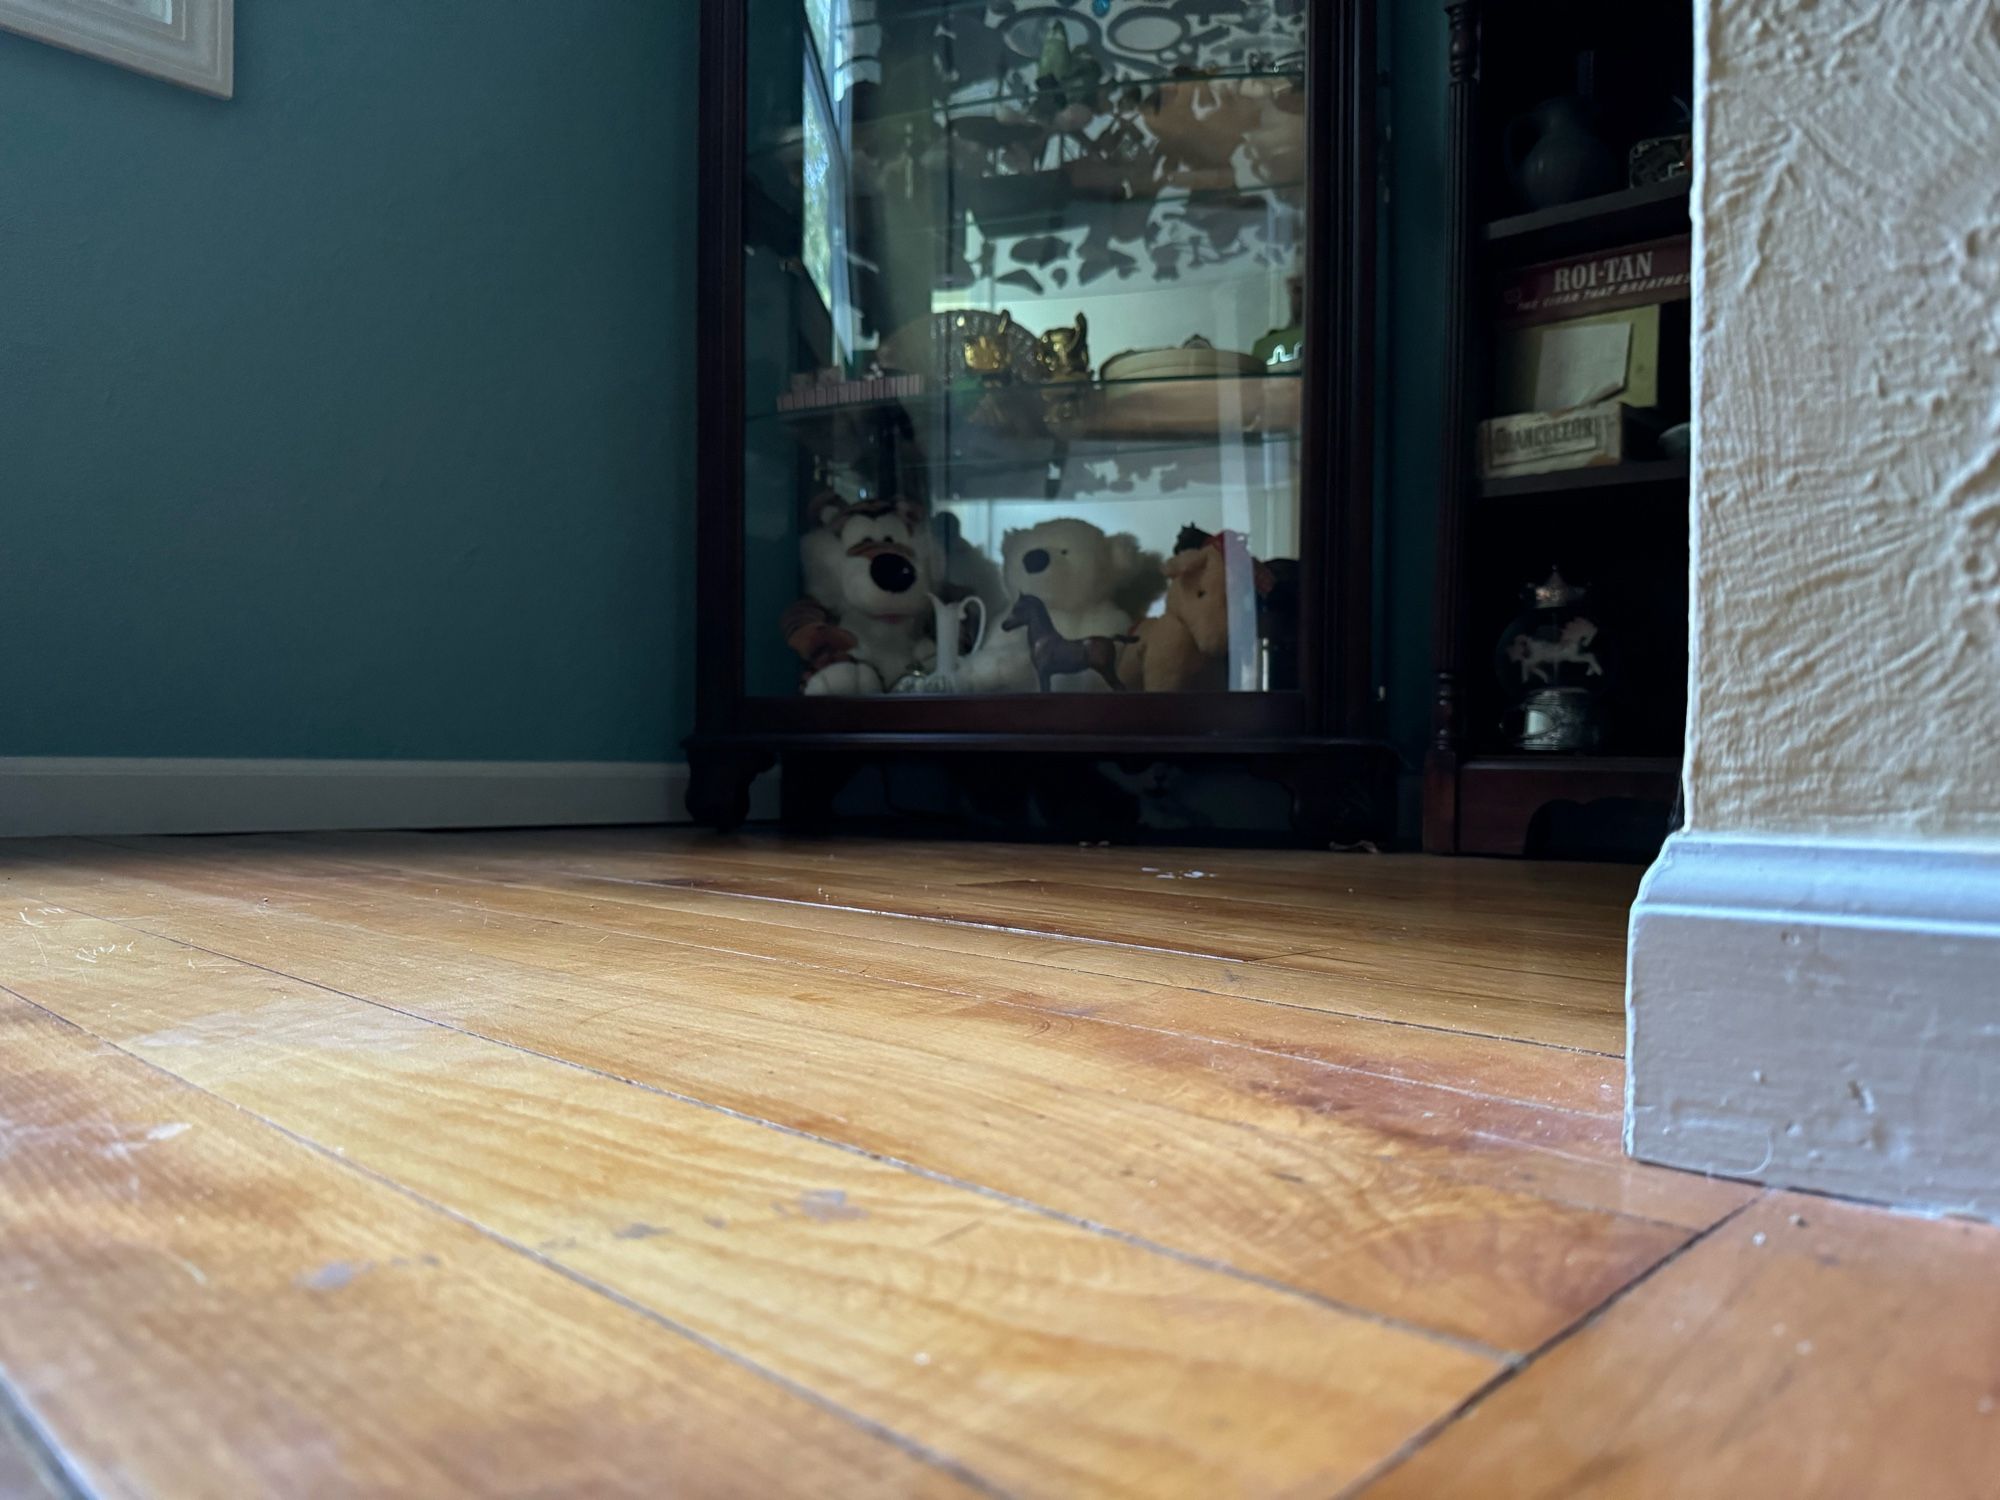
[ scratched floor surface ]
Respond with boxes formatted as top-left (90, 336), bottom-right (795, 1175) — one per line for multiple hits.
top-left (0, 831), bottom-right (1992, 1497)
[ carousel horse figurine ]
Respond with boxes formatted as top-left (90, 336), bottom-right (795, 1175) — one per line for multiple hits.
top-left (1001, 592), bottom-right (1136, 692)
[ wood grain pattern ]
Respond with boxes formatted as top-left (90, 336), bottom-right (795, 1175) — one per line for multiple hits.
top-left (0, 996), bottom-right (975, 1499)
top-left (83, 830), bottom-right (1636, 1052)
top-left (3, 850), bottom-right (1738, 1352)
top-left (71, 836), bottom-right (1629, 1110)
top-left (5, 830), bottom-right (1968, 1498)
top-left (0, 906), bottom-right (1492, 1500)
top-left (1356, 1192), bottom-right (2000, 1499)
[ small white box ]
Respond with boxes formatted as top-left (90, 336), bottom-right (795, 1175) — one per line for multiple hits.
top-left (1478, 400), bottom-right (1628, 479)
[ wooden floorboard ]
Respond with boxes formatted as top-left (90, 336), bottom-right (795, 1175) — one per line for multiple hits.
top-left (0, 994), bottom-right (973, 1498)
top-left (76, 838), bottom-right (1629, 1109)
top-left (1353, 1192), bottom-right (2000, 1498)
top-left (0, 909), bottom-right (1487, 1499)
top-left (179, 830), bottom-right (1634, 1052)
top-left (2, 847), bottom-right (1741, 1351)
top-left (0, 830), bottom-right (1986, 1497)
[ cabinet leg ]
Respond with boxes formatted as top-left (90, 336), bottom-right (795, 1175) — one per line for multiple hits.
top-left (685, 747), bottom-right (775, 831)
top-left (777, 753), bottom-right (854, 830)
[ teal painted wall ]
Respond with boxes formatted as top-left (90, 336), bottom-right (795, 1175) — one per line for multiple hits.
top-left (0, 2), bottom-right (695, 760)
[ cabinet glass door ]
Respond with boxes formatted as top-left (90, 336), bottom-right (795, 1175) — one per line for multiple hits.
top-left (741, 0), bottom-right (1309, 700)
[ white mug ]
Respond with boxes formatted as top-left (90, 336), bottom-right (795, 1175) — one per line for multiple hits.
top-left (929, 593), bottom-right (987, 678)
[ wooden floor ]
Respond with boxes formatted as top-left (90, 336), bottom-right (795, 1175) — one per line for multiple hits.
top-left (0, 833), bottom-right (1993, 1497)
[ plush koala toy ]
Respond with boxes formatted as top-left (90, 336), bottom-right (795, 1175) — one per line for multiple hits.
top-left (782, 496), bottom-right (938, 695)
top-left (961, 518), bottom-right (1164, 692)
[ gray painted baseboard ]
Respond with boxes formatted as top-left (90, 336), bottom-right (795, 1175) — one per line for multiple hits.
top-left (1628, 833), bottom-right (2000, 1221)
top-left (0, 757), bottom-right (778, 837)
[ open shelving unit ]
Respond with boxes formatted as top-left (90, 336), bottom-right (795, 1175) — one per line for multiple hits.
top-left (1424, 0), bottom-right (1693, 857)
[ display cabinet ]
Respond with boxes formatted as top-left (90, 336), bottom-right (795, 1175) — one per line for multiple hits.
top-left (690, 0), bottom-right (1390, 840)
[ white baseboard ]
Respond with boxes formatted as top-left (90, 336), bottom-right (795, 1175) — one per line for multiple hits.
top-left (0, 757), bottom-right (778, 838)
top-left (1628, 833), bottom-right (2000, 1221)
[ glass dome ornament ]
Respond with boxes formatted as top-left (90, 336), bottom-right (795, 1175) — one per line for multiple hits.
top-left (1493, 567), bottom-right (1609, 753)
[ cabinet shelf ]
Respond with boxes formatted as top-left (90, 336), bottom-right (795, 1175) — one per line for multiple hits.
top-left (746, 67), bottom-right (1306, 164)
top-left (1475, 456), bottom-right (1688, 500)
top-left (805, 0), bottom-right (1306, 63)
top-left (1482, 178), bottom-right (1691, 263)
top-left (746, 160), bottom-right (1306, 251)
top-left (758, 373), bottom-right (1302, 471)
top-left (758, 369), bottom-right (1300, 426)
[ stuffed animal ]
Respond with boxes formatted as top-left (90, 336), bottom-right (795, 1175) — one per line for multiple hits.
top-left (961, 518), bottom-right (1163, 692)
top-left (1120, 528), bottom-right (1275, 692)
top-left (783, 495), bottom-right (938, 695)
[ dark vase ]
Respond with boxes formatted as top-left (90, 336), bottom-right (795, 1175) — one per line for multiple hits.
top-left (1503, 94), bottom-right (1620, 210)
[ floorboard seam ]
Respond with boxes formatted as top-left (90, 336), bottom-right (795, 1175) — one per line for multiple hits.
top-left (1329, 1194), bottom-right (1764, 1498)
top-left (1357, 1151), bottom-right (1722, 1235)
top-left (14, 901), bottom-right (1515, 1367)
top-left (632, 877), bottom-right (1622, 998)
top-left (0, 984), bottom-right (1017, 1500)
top-left (1265, 943), bottom-right (1625, 998)
top-left (596, 876), bottom-right (1259, 961)
top-left (559, 873), bottom-right (1629, 1060)
top-left (256, 868), bottom-right (1625, 1123)
top-left (36, 859), bottom-right (1622, 1130)
top-left (70, 841), bottom-right (1627, 1059)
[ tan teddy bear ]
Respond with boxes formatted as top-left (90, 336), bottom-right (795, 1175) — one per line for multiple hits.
top-left (1122, 530), bottom-right (1274, 692)
top-left (958, 517), bottom-right (1162, 692)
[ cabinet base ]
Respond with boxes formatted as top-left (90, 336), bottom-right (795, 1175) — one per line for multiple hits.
top-left (1425, 751), bottom-right (1681, 857)
top-left (687, 732), bottom-right (1399, 848)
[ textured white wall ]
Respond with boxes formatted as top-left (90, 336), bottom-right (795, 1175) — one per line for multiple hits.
top-left (1690, 0), bottom-right (2000, 842)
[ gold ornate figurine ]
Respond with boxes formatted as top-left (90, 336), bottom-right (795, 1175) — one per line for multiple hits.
top-left (1034, 311), bottom-right (1090, 381)
top-left (960, 309), bottom-right (1016, 386)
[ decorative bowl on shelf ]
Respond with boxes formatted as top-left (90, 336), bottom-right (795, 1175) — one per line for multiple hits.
top-left (1098, 336), bottom-right (1262, 383)
top-left (1069, 336), bottom-right (1272, 438)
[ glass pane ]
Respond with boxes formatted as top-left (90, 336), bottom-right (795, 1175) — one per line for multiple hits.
top-left (742, 0), bottom-right (1308, 698)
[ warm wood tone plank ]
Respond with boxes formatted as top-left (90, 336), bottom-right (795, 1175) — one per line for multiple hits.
top-left (72, 836), bottom-right (1626, 1112)
top-left (4, 852), bottom-right (1741, 1352)
top-left (0, 996), bottom-right (974, 1499)
top-left (1355, 1192), bottom-right (2000, 1499)
top-left (0, 907), bottom-right (1494, 1500)
top-left (66, 836), bottom-right (1640, 1056)
top-left (40, 840), bottom-right (1727, 1222)
top-left (303, 831), bottom-right (1637, 1051)
top-left (3, 832), bottom-right (1981, 1499)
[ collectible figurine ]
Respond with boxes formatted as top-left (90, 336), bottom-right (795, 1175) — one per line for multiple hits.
top-left (962, 309), bottom-right (1017, 386)
top-left (1033, 312), bottom-right (1091, 381)
top-left (1001, 593), bottom-right (1136, 692)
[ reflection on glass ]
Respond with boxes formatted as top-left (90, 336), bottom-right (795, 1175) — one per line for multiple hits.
top-left (744, 0), bottom-right (1309, 699)
top-left (105, 0), bottom-right (174, 20)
